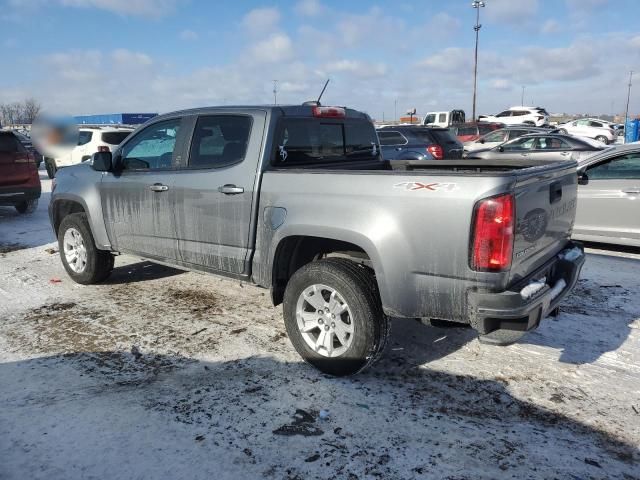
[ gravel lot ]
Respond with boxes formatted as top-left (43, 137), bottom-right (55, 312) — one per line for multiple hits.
top-left (1, 174), bottom-right (639, 479)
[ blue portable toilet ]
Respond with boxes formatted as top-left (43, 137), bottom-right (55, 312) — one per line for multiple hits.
top-left (624, 119), bottom-right (640, 143)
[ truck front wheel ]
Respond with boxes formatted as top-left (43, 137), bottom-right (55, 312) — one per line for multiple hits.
top-left (283, 258), bottom-right (389, 376)
top-left (58, 213), bottom-right (114, 284)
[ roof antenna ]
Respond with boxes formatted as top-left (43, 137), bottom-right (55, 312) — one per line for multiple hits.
top-left (316, 79), bottom-right (330, 106)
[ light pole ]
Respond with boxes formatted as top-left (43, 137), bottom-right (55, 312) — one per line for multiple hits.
top-left (624, 71), bottom-right (633, 127)
top-left (471, 1), bottom-right (485, 122)
top-left (521, 86), bottom-right (525, 106)
top-left (273, 79), bottom-right (278, 105)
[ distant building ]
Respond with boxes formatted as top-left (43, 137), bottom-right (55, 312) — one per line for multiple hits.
top-left (74, 113), bottom-right (157, 125)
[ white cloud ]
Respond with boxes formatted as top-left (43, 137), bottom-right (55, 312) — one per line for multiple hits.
top-left (248, 33), bottom-right (294, 63)
top-left (241, 7), bottom-right (281, 34)
top-left (491, 79), bottom-right (512, 91)
top-left (179, 29), bottom-right (198, 41)
top-left (485, 0), bottom-right (539, 23)
top-left (295, 0), bottom-right (323, 16)
top-left (322, 59), bottom-right (388, 79)
top-left (58, 0), bottom-right (182, 18)
top-left (426, 12), bottom-right (461, 37)
top-left (111, 48), bottom-right (153, 66)
top-left (540, 19), bottom-right (560, 34)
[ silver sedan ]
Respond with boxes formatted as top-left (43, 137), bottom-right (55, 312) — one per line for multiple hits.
top-left (466, 133), bottom-right (606, 162)
top-left (573, 144), bottom-right (640, 247)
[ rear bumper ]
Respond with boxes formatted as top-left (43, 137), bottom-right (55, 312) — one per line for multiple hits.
top-left (0, 186), bottom-right (41, 206)
top-left (469, 241), bottom-right (585, 335)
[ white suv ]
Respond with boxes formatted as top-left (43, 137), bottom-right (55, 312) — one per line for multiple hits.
top-left (478, 106), bottom-right (549, 127)
top-left (45, 126), bottom-right (134, 178)
top-left (557, 118), bottom-right (616, 145)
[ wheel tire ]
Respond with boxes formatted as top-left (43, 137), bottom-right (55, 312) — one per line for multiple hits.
top-left (558, 128), bottom-right (567, 134)
top-left (45, 159), bottom-right (57, 179)
top-left (595, 135), bottom-right (609, 145)
top-left (15, 199), bottom-right (38, 214)
top-left (283, 258), bottom-right (390, 376)
top-left (58, 212), bottom-right (114, 284)
top-left (478, 329), bottom-right (526, 346)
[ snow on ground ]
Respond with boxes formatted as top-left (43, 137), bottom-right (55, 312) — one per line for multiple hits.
top-left (0, 175), bottom-right (639, 479)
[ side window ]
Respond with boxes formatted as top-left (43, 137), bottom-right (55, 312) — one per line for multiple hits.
top-left (535, 137), bottom-right (570, 150)
top-left (587, 154), bottom-right (640, 180)
top-left (120, 118), bottom-right (182, 171)
top-left (424, 114), bottom-right (436, 124)
top-left (457, 126), bottom-right (477, 136)
top-left (503, 137), bottom-right (536, 151)
top-left (378, 131), bottom-right (407, 146)
top-left (438, 113), bottom-right (447, 123)
top-left (188, 115), bottom-right (252, 169)
top-left (77, 131), bottom-right (93, 146)
top-left (512, 110), bottom-right (527, 116)
top-left (0, 133), bottom-right (20, 152)
top-left (496, 111), bottom-right (511, 117)
top-left (589, 121), bottom-right (603, 128)
top-left (483, 130), bottom-right (506, 142)
top-left (576, 119), bottom-right (589, 126)
top-left (508, 130), bottom-right (528, 139)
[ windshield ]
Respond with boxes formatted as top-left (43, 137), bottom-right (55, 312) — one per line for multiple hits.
top-left (423, 114), bottom-right (436, 125)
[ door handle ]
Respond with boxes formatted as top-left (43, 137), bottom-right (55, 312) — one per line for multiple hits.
top-left (622, 188), bottom-right (640, 194)
top-left (560, 151), bottom-right (570, 156)
top-left (149, 183), bottom-right (169, 192)
top-left (395, 147), bottom-right (403, 151)
top-left (218, 184), bottom-right (244, 195)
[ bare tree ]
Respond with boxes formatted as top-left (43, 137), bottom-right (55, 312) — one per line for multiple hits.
top-left (22, 98), bottom-right (41, 124)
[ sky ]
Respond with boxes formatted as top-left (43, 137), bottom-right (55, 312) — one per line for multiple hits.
top-left (1, 0), bottom-right (639, 120)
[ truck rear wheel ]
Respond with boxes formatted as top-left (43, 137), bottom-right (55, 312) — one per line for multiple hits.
top-left (283, 258), bottom-right (389, 376)
top-left (58, 213), bottom-right (114, 284)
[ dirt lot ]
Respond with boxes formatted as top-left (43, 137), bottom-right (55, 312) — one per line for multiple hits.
top-left (1, 176), bottom-right (639, 479)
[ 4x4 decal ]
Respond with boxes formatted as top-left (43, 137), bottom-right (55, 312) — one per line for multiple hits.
top-left (394, 182), bottom-right (458, 192)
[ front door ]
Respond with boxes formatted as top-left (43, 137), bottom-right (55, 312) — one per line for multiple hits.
top-left (575, 152), bottom-right (640, 242)
top-left (171, 112), bottom-right (266, 275)
top-left (100, 117), bottom-right (186, 261)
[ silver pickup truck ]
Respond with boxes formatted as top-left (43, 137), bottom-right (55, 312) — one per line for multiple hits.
top-left (49, 104), bottom-right (585, 375)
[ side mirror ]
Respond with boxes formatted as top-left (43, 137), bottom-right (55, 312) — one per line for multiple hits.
top-left (498, 145), bottom-right (504, 152)
top-left (479, 138), bottom-right (485, 144)
top-left (91, 151), bottom-right (112, 172)
top-left (577, 172), bottom-right (589, 185)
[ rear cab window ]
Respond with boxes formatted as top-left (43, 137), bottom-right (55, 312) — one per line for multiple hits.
top-left (273, 117), bottom-right (380, 167)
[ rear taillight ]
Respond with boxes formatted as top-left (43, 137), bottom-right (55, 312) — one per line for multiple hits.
top-left (427, 144), bottom-right (443, 159)
top-left (312, 106), bottom-right (346, 118)
top-left (471, 193), bottom-right (515, 272)
top-left (98, 146), bottom-right (110, 152)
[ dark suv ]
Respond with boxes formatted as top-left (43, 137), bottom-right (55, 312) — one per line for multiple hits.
top-left (0, 131), bottom-right (41, 214)
top-left (377, 125), bottom-right (463, 160)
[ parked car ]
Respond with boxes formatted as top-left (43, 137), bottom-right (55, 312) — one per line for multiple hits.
top-left (557, 118), bottom-right (616, 145)
top-left (573, 144), bottom-right (640, 246)
top-left (422, 109), bottom-right (465, 128)
top-left (464, 126), bottom-right (547, 156)
top-left (467, 133), bottom-right (607, 161)
top-left (0, 130), bottom-right (41, 214)
top-left (377, 125), bottom-right (463, 160)
top-left (478, 106), bottom-right (550, 127)
top-left (44, 125), bottom-right (134, 178)
top-left (49, 103), bottom-right (584, 375)
top-left (450, 122), bottom-right (504, 144)
top-left (12, 131), bottom-right (43, 169)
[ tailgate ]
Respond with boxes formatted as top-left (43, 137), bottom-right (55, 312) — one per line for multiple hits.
top-left (509, 161), bottom-right (578, 283)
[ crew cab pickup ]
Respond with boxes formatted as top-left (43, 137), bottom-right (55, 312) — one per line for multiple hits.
top-left (49, 104), bottom-right (585, 375)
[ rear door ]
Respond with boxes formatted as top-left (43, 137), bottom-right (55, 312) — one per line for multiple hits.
top-left (574, 152), bottom-right (640, 242)
top-left (0, 132), bottom-right (29, 187)
top-left (378, 130), bottom-right (408, 160)
top-left (100, 117), bottom-right (186, 261)
top-left (525, 136), bottom-right (574, 161)
top-left (171, 112), bottom-right (266, 274)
